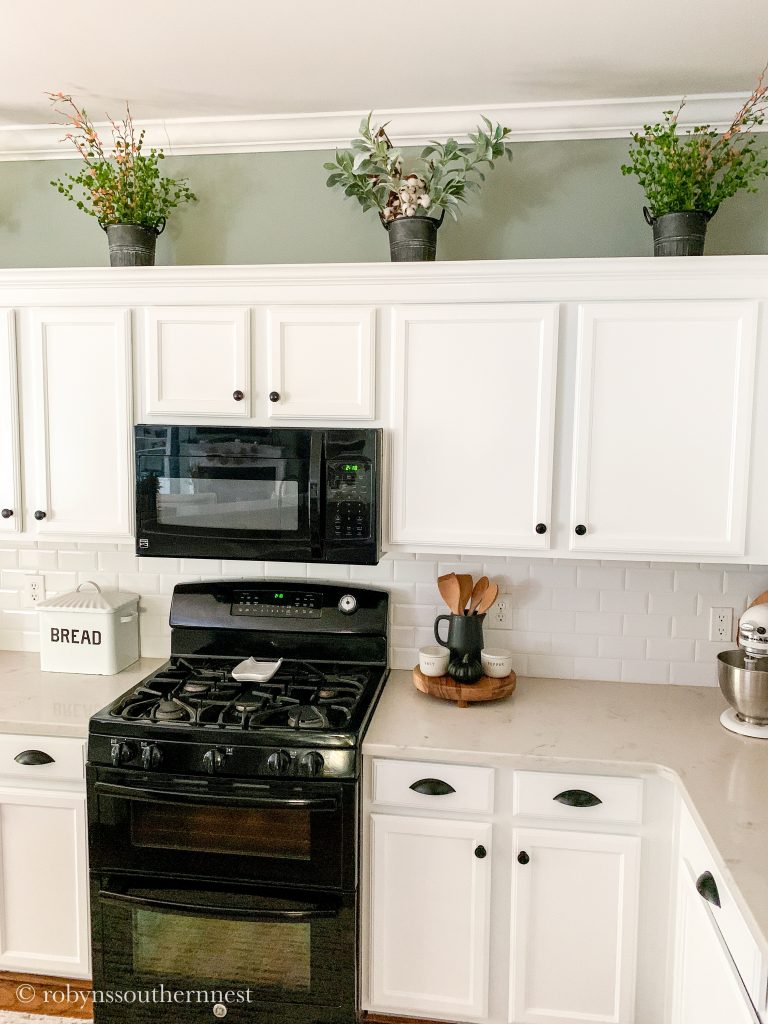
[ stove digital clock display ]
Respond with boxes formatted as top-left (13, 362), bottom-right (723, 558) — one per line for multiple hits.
top-left (231, 590), bottom-right (322, 618)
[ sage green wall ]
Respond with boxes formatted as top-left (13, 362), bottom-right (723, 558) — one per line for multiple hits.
top-left (1, 138), bottom-right (767, 267)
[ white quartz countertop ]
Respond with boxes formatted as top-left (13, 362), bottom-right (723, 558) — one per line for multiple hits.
top-left (365, 670), bottom-right (768, 957)
top-left (0, 651), bottom-right (164, 738)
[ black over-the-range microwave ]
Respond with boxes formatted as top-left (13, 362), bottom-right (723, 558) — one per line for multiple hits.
top-left (134, 425), bottom-right (383, 564)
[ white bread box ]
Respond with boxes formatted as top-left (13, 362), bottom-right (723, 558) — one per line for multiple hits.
top-left (38, 581), bottom-right (140, 674)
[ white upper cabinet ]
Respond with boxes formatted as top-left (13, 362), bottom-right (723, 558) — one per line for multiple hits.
top-left (266, 305), bottom-right (375, 419)
top-left (27, 308), bottom-right (133, 538)
top-left (144, 306), bottom-right (251, 418)
top-left (390, 304), bottom-right (558, 550)
top-left (509, 827), bottom-right (641, 1024)
top-left (369, 813), bottom-right (492, 1021)
top-left (570, 301), bottom-right (758, 557)
top-left (0, 311), bottom-right (21, 534)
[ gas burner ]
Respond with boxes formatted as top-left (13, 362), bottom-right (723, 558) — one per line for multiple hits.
top-left (287, 705), bottom-right (330, 730)
top-left (153, 698), bottom-right (192, 723)
top-left (181, 681), bottom-right (210, 696)
top-left (235, 700), bottom-right (261, 714)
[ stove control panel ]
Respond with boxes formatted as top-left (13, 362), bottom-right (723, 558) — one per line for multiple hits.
top-left (231, 589), bottom-right (322, 618)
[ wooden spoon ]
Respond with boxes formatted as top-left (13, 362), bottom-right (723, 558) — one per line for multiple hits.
top-left (437, 573), bottom-right (461, 615)
top-left (468, 576), bottom-right (489, 614)
top-left (456, 574), bottom-right (474, 615)
top-left (475, 582), bottom-right (499, 616)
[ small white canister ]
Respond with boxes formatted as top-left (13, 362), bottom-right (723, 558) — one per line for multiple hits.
top-left (38, 581), bottom-right (140, 675)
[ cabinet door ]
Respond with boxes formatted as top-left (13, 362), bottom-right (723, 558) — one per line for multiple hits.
top-left (266, 305), bottom-right (375, 419)
top-left (369, 813), bottom-right (492, 1020)
top-left (145, 306), bottom-right (251, 417)
top-left (0, 310), bottom-right (21, 534)
top-left (28, 308), bottom-right (133, 537)
top-left (570, 301), bottom-right (757, 556)
top-left (510, 828), bottom-right (640, 1024)
top-left (673, 860), bottom-right (760, 1024)
top-left (391, 304), bottom-right (558, 550)
top-left (0, 787), bottom-right (89, 978)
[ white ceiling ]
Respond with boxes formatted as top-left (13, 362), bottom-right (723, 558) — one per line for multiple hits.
top-left (4, 0), bottom-right (768, 126)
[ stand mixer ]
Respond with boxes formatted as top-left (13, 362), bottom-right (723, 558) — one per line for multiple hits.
top-left (717, 593), bottom-right (768, 738)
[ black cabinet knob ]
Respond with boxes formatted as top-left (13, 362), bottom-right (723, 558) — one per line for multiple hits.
top-left (474, 845), bottom-right (487, 859)
top-left (1, 509), bottom-right (12, 519)
top-left (269, 391), bottom-right (280, 403)
top-left (517, 851), bottom-right (530, 865)
top-left (575, 524), bottom-right (587, 536)
top-left (34, 510), bottom-right (47, 521)
top-left (232, 389), bottom-right (244, 402)
top-left (535, 523), bottom-right (547, 534)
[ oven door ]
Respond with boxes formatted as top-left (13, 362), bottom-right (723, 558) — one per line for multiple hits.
top-left (91, 874), bottom-right (355, 1022)
top-left (88, 770), bottom-right (355, 891)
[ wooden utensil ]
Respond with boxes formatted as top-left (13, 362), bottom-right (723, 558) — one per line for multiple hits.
top-left (474, 582), bottom-right (499, 616)
top-left (437, 573), bottom-right (461, 615)
top-left (468, 576), bottom-right (489, 614)
top-left (456, 574), bottom-right (474, 615)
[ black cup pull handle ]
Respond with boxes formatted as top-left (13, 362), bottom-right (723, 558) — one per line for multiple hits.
top-left (14, 749), bottom-right (55, 766)
top-left (553, 789), bottom-right (603, 808)
top-left (409, 778), bottom-right (456, 797)
top-left (434, 614), bottom-right (451, 648)
top-left (695, 871), bottom-right (721, 908)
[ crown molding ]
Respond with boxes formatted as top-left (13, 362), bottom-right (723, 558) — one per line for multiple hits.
top-left (0, 93), bottom-right (761, 161)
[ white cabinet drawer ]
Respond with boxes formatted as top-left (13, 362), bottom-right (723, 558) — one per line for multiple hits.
top-left (513, 770), bottom-right (643, 824)
top-left (678, 802), bottom-right (765, 1010)
top-left (371, 759), bottom-right (494, 814)
top-left (0, 734), bottom-right (85, 783)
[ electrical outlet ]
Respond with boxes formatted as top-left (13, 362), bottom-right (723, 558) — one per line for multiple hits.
top-left (23, 574), bottom-right (45, 608)
top-left (487, 598), bottom-right (509, 628)
top-left (709, 607), bottom-right (733, 643)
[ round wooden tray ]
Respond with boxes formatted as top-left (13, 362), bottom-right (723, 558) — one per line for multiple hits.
top-left (413, 666), bottom-right (517, 708)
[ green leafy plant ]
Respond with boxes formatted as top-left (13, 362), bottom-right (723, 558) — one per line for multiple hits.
top-left (48, 92), bottom-right (197, 231)
top-left (324, 114), bottom-right (512, 223)
top-left (621, 69), bottom-right (768, 217)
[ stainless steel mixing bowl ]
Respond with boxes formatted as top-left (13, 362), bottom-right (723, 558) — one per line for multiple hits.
top-left (717, 649), bottom-right (768, 724)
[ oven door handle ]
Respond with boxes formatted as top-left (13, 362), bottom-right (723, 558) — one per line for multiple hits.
top-left (98, 889), bottom-right (339, 921)
top-left (94, 781), bottom-right (339, 812)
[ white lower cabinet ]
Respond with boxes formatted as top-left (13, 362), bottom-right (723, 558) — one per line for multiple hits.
top-left (0, 785), bottom-right (90, 977)
top-left (509, 828), bottom-right (641, 1024)
top-left (672, 860), bottom-right (759, 1024)
top-left (369, 813), bottom-right (492, 1020)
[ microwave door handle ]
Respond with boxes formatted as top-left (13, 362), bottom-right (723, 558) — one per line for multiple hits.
top-left (94, 782), bottom-right (339, 812)
top-left (308, 432), bottom-right (323, 558)
top-left (98, 889), bottom-right (338, 922)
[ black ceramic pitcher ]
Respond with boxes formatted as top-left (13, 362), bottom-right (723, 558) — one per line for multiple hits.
top-left (434, 613), bottom-right (486, 660)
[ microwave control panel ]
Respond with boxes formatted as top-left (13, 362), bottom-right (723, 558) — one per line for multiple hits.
top-left (326, 459), bottom-right (373, 540)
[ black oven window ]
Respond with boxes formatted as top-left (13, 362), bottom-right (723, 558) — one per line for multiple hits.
top-left (134, 909), bottom-right (311, 991)
top-left (131, 804), bottom-right (311, 861)
top-left (155, 472), bottom-right (299, 532)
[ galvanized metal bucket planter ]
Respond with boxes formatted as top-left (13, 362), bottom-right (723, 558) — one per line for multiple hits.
top-left (103, 221), bottom-right (165, 267)
top-left (643, 207), bottom-right (715, 257)
top-left (385, 212), bottom-right (445, 262)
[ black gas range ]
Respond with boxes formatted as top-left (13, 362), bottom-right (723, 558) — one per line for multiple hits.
top-left (87, 580), bottom-right (389, 1024)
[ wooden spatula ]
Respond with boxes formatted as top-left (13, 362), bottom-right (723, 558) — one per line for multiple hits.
top-left (475, 582), bottom-right (499, 616)
top-left (468, 576), bottom-right (489, 614)
top-left (437, 573), bottom-right (461, 615)
top-left (456, 574), bottom-right (474, 615)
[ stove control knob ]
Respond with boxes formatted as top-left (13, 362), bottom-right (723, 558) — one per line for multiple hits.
top-left (110, 740), bottom-right (136, 767)
top-left (203, 748), bottom-right (225, 775)
top-left (299, 751), bottom-right (325, 777)
top-left (141, 744), bottom-right (162, 771)
top-left (267, 749), bottom-right (292, 774)
top-left (338, 594), bottom-right (357, 615)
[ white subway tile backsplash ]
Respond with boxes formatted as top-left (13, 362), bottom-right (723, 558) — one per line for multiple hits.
top-left (0, 541), bottom-right (747, 686)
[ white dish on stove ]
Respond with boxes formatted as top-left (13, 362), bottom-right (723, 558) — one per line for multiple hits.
top-left (232, 657), bottom-right (284, 683)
